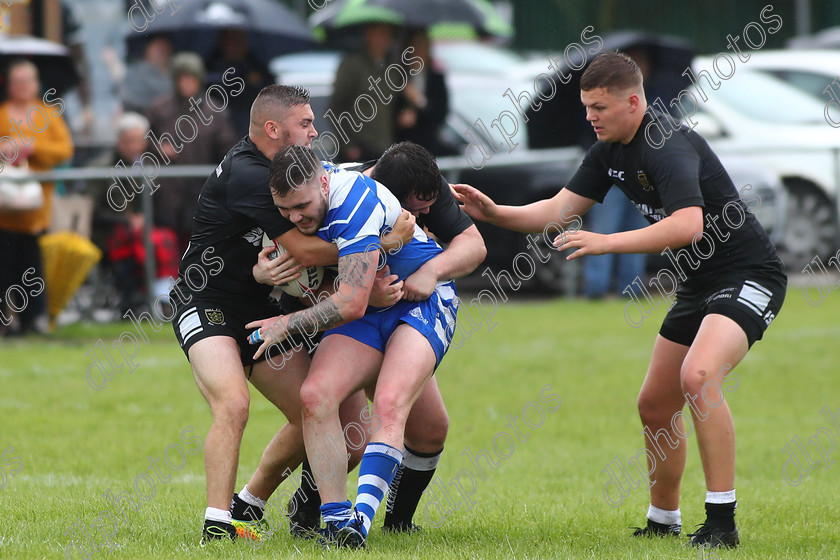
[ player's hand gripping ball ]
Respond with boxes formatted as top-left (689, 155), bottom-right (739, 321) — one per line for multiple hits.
top-left (262, 233), bottom-right (324, 297)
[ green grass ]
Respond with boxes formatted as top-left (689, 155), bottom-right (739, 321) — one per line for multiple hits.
top-left (1, 288), bottom-right (839, 559)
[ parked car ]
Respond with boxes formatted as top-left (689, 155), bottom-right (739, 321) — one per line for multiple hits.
top-left (744, 49), bottom-right (840, 102)
top-left (685, 60), bottom-right (840, 269)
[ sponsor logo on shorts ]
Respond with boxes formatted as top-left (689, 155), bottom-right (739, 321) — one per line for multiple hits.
top-left (205, 309), bottom-right (225, 325)
top-left (705, 286), bottom-right (736, 304)
top-left (409, 307), bottom-right (428, 325)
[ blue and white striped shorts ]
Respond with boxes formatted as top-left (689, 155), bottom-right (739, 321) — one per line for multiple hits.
top-left (324, 281), bottom-right (458, 367)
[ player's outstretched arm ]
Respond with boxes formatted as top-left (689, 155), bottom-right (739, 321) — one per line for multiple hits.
top-left (556, 206), bottom-right (704, 260)
top-left (452, 183), bottom-right (595, 234)
top-left (246, 250), bottom-right (380, 358)
top-left (402, 225), bottom-right (486, 301)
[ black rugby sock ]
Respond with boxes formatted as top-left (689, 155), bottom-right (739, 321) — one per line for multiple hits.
top-left (383, 446), bottom-right (442, 530)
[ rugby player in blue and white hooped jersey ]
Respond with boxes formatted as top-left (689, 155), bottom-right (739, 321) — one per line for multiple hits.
top-left (246, 146), bottom-right (457, 548)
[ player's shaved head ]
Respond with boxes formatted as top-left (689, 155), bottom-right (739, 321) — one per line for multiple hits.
top-left (580, 51), bottom-right (643, 94)
top-left (250, 84), bottom-right (310, 129)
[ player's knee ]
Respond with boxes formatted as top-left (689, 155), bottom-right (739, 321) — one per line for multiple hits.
top-left (424, 410), bottom-right (449, 448)
top-left (299, 380), bottom-right (334, 420)
top-left (679, 363), bottom-right (711, 398)
top-left (216, 395), bottom-right (249, 430)
top-left (372, 392), bottom-right (409, 425)
top-left (637, 392), bottom-right (668, 426)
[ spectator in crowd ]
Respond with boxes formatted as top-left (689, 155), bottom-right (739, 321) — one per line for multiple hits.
top-left (396, 28), bottom-right (450, 156)
top-left (61, 0), bottom-right (94, 138)
top-left (121, 33), bottom-right (173, 115)
top-left (330, 23), bottom-right (397, 161)
top-left (87, 112), bottom-right (151, 263)
top-left (146, 52), bottom-right (236, 252)
top-left (205, 28), bottom-right (272, 138)
top-left (106, 198), bottom-right (179, 315)
top-left (0, 59), bottom-right (73, 336)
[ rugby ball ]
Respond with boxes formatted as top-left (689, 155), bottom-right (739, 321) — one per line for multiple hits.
top-left (262, 233), bottom-right (324, 298)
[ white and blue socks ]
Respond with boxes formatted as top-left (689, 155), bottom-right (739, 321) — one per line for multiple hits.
top-left (320, 499), bottom-right (354, 526)
top-left (354, 442), bottom-right (404, 537)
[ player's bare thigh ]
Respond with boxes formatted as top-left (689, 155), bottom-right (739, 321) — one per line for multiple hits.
top-left (189, 336), bottom-right (250, 409)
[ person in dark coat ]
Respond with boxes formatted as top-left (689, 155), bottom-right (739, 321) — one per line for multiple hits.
top-left (146, 52), bottom-right (237, 252)
top-left (396, 29), bottom-right (449, 156)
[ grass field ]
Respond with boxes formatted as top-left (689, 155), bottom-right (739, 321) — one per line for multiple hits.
top-left (1, 287), bottom-right (839, 559)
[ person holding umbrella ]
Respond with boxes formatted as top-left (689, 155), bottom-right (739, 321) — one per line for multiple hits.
top-left (205, 28), bottom-right (272, 138)
top-left (395, 28), bottom-right (450, 156)
top-left (329, 22), bottom-right (399, 162)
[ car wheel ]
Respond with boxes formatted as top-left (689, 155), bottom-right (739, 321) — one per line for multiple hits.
top-left (777, 179), bottom-right (839, 270)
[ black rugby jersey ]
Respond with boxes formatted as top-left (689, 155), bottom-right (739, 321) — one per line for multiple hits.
top-left (564, 110), bottom-right (778, 277)
top-left (353, 160), bottom-right (474, 244)
top-left (178, 136), bottom-right (295, 303)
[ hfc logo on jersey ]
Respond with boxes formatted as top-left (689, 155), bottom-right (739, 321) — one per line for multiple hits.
top-left (637, 171), bottom-right (653, 191)
top-left (608, 168), bottom-right (624, 181)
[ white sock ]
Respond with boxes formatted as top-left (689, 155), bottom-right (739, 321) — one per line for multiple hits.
top-left (647, 504), bottom-right (681, 526)
top-left (205, 507), bottom-right (232, 523)
top-left (238, 485), bottom-right (267, 509)
top-left (706, 489), bottom-right (736, 504)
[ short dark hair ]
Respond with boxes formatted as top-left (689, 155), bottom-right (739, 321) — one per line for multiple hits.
top-left (580, 51), bottom-right (642, 93)
top-left (269, 145), bottom-right (322, 197)
top-left (372, 142), bottom-right (442, 202)
top-left (250, 85), bottom-right (310, 125)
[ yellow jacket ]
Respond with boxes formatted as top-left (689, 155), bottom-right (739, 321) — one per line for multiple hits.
top-left (0, 100), bottom-right (74, 234)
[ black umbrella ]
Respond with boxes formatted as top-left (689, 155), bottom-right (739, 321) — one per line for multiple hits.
top-left (0, 35), bottom-right (79, 97)
top-left (310, 0), bottom-right (510, 37)
top-left (125, 0), bottom-right (317, 62)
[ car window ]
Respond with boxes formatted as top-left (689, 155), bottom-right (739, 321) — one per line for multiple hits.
top-left (709, 70), bottom-right (826, 124)
top-left (760, 69), bottom-right (833, 101)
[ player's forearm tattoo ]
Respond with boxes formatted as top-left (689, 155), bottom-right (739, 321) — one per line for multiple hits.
top-left (286, 298), bottom-right (343, 335)
top-left (337, 252), bottom-right (376, 287)
top-left (284, 252), bottom-right (376, 336)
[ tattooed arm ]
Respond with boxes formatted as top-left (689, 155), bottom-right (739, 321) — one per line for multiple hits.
top-left (246, 249), bottom-right (380, 358)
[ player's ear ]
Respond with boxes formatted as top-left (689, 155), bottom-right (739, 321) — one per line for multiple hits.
top-left (320, 173), bottom-right (329, 196)
top-left (264, 120), bottom-right (278, 140)
top-left (627, 92), bottom-right (642, 113)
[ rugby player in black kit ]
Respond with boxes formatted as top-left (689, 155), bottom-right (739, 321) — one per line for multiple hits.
top-left (170, 85), bottom-right (413, 544)
top-left (454, 52), bottom-right (786, 549)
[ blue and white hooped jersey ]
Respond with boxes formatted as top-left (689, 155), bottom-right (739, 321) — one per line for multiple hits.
top-left (316, 164), bottom-right (443, 281)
